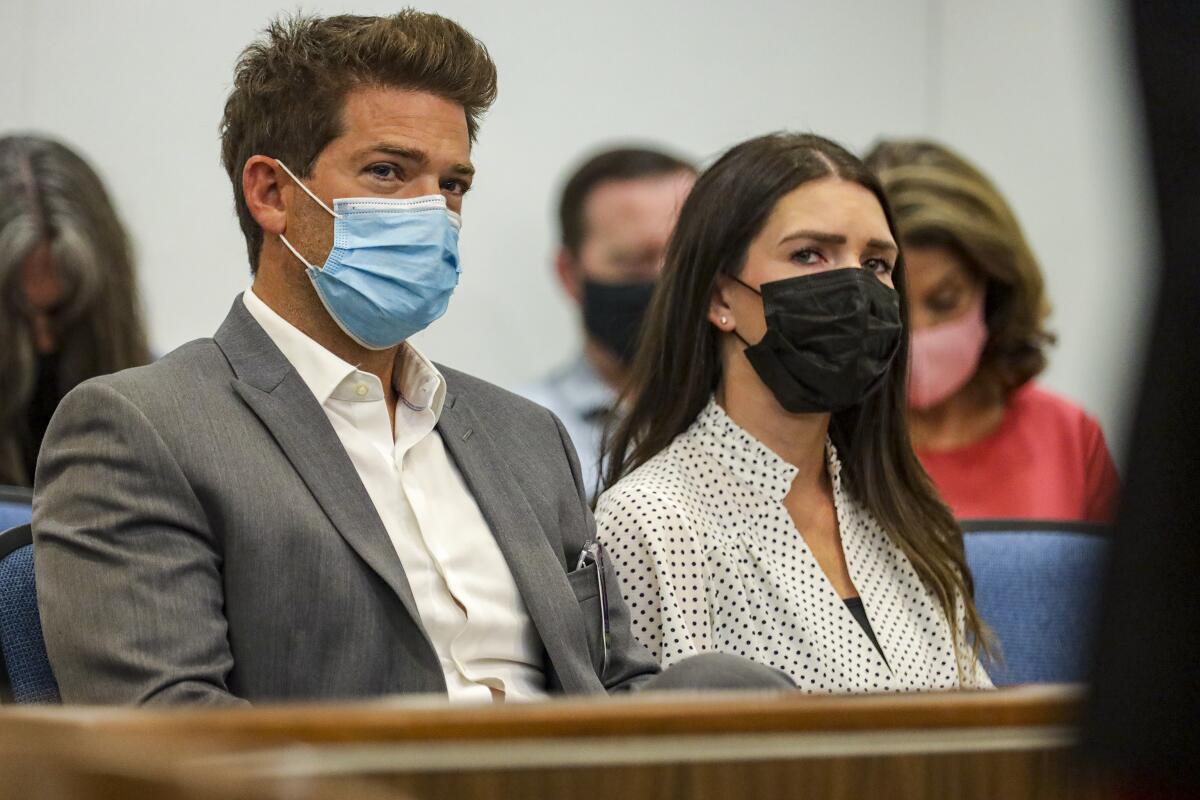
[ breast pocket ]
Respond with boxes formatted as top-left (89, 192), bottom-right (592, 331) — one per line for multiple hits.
top-left (567, 563), bottom-right (604, 673)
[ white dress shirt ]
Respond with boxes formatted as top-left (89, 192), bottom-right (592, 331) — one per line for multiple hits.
top-left (595, 397), bottom-right (991, 693)
top-left (243, 289), bottom-right (545, 702)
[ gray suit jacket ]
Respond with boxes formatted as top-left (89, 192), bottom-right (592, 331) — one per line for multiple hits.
top-left (33, 297), bottom-right (660, 705)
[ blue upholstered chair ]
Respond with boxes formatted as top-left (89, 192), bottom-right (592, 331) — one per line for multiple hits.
top-left (963, 520), bottom-right (1110, 686)
top-left (0, 485), bottom-right (33, 532)
top-left (0, 523), bottom-right (60, 703)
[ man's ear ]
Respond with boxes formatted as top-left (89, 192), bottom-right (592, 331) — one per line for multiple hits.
top-left (243, 156), bottom-right (288, 238)
top-left (555, 247), bottom-right (584, 306)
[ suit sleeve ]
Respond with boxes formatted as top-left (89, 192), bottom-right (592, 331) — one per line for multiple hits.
top-left (548, 411), bottom-right (661, 692)
top-left (33, 380), bottom-right (248, 706)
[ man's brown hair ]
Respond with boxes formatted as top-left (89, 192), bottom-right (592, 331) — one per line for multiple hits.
top-left (558, 147), bottom-right (695, 255)
top-left (864, 139), bottom-right (1056, 400)
top-left (220, 11), bottom-right (498, 271)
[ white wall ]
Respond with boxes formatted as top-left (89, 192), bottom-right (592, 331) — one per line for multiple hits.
top-left (0, 0), bottom-right (1150, 455)
top-left (929, 0), bottom-right (1152, 459)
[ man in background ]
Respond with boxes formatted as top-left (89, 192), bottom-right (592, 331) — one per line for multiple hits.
top-left (519, 148), bottom-right (695, 497)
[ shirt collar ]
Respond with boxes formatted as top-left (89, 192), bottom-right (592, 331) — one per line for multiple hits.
top-left (394, 340), bottom-right (447, 418)
top-left (242, 288), bottom-right (447, 419)
top-left (690, 395), bottom-right (843, 502)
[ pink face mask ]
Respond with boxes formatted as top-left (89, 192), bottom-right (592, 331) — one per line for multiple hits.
top-left (908, 292), bottom-right (989, 410)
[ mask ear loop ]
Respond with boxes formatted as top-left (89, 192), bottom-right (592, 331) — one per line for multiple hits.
top-left (274, 159), bottom-right (338, 270)
top-left (730, 275), bottom-right (761, 296)
top-left (275, 159), bottom-right (338, 218)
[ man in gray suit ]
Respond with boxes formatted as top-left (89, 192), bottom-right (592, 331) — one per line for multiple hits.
top-left (32, 11), bottom-right (788, 705)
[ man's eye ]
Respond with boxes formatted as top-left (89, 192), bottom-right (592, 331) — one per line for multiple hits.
top-left (367, 163), bottom-right (400, 180)
top-left (441, 179), bottom-right (470, 196)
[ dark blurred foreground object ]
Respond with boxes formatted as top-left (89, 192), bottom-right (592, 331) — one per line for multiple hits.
top-left (1084, 1), bottom-right (1200, 795)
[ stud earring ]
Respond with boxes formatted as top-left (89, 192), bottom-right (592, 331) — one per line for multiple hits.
top-left (720, 316), bottom-right (728, 325)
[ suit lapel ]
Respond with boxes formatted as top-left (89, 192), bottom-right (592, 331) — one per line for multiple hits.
top-left (437, 392), bottom-right (598, 691)
top-left (215, 297), bottom-right (430, 642)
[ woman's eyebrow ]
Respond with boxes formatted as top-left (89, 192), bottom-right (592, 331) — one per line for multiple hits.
top-left (777, 229), bottom-right (845, 246)
top-left (778, 230), bottom-right (898, 254)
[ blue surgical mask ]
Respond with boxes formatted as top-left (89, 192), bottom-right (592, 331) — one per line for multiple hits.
top-left (276, 160), bottom-right (462, 350)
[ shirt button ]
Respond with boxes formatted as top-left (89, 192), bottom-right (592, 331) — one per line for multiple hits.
top-left (355, 384), bottom-right (369, 397)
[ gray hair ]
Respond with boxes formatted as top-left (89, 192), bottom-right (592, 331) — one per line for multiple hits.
top-left (0, 135), bottom-right (150, 486)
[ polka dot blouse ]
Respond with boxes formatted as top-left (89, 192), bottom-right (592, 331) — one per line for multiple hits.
top-left (595, 397), bottom-right (992, 693)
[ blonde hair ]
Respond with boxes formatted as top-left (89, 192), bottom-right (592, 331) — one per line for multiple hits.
top-left (864, 139), bottom-right (1055, 399)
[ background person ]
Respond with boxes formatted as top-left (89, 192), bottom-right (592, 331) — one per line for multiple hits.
top-left (596, 133), bottom-right (992, 692)
top-left (518, 147), bottom-right (695, 497)
top-left (865, 139), bottom-right (1119, 523)
top-left (0, 135), bottom-right (150, 488)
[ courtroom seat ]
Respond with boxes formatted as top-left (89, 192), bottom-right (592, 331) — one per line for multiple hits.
top-left (0, 486), bottom-right (33, 533)
top-left (0, 490), bottom-right (34, 703)
top-left (0, 524), bottom-right (60, 704)
top-left (963, 520), bottom-right (1109, 685)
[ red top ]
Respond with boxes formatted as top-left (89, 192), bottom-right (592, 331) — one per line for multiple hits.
top-left (915, 384), bottom-right (1120, 522)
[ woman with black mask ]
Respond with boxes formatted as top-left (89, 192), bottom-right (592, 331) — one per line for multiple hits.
top-left (0, 136), bottom-right (150, 488)
top-left (596, 133), bottom-right (991, 691)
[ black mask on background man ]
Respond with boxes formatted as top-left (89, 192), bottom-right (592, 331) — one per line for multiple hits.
top-left (733, 268), bottom-right (902, 413)
top-left (582, 279), bottom-right (657, 365)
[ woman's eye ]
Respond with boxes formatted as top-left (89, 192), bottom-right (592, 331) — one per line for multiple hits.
top-left (864, 258), bottom-right (895, 276)
top-left (927, 291), bottom-right (962, 313)
top-left (791, 248), bottom-right (823, 265)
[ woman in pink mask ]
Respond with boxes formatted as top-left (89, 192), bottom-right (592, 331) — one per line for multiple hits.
top-left (864, 140), bottom-right (1118, 523)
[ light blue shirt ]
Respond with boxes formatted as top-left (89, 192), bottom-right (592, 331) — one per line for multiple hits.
top-left (516, 354), bottom-right (616, 499)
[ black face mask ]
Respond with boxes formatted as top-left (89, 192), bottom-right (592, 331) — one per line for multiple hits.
top-left (582, 279), bottom-right (657, 365)
top-left (733, 268), bottom-right (903, 413)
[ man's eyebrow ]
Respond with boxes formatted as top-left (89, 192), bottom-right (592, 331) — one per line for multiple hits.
top-left (364, 144), bottom-right (474, 176)
top-left (366, 144), bottom-right (428, 164)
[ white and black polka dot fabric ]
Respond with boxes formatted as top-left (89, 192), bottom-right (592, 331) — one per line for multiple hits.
top-left (595, 397), bottom-right (991, 693)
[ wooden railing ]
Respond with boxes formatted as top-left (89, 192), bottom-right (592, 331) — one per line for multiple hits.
top-left (0, 685), bottom-right (1112, 800)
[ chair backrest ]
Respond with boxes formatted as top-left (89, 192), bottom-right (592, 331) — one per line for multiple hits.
top-left (0, 524), bottom-right (61, 703)
top-left (963, 520), bottom-right (1109, 686)
top-left (0, 484), bottom-right (33, 533)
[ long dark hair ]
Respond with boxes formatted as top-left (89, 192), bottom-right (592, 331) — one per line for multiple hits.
top-left (603, 132), bottom-right (987, 662)
top-left (0, 135), bottom-right (150, 486)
